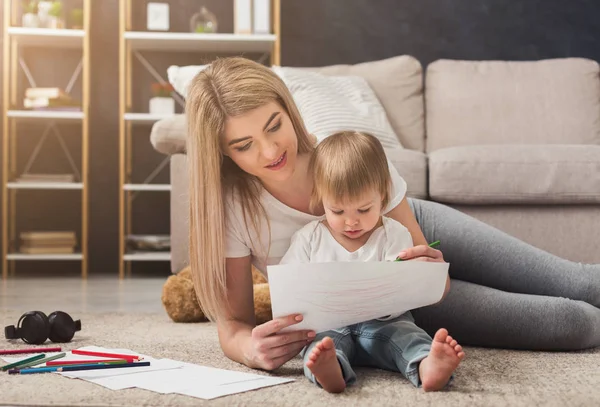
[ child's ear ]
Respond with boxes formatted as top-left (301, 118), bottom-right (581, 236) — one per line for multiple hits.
top-left (309, 133), bottom-right (318, 145)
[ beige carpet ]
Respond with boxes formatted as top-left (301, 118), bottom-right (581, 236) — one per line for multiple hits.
top-left (1, 311), bottom-right (599, 407)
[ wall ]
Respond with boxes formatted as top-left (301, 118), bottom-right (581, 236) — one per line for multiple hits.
top-left (1, 0), bottom-right (599, 276)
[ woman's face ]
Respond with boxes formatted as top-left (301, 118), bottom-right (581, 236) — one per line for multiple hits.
top-left (222, 101), bottom-right (299, 184)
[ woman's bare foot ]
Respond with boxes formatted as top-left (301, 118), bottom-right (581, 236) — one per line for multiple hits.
top-left (418, 328), bottom-right (465, 392)
top-left (305, 337), bottom-right (346, 393)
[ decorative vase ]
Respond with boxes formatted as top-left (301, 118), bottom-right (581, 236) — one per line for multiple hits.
top-left (149, 97), bottom-right (175, 115)
top-left (22, 13), bottom-right (39, 28)
top-left (190, 6), bottom-right (218, 33)
top-left (37, 1), bottom-right (53, 28)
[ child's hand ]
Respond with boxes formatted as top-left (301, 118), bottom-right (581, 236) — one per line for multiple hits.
top-left (396, 245), bottom-right (445, 262)
top-left (248, 314), bottom-right (316, 371)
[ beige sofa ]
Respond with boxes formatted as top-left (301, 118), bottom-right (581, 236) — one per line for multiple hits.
top-left (150, 56), bottom-right (600, 274)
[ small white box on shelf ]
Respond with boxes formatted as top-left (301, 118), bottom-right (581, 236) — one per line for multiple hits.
top-left (234, 0), bottom-right (253, 34)
top-left (253, 0), bottom-right (271, 34)
top-left (149, 97), bottom-right (175, 115)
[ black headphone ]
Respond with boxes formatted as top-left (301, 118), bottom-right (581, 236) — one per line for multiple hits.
top-left (4, 311), bottom-right (82, 345)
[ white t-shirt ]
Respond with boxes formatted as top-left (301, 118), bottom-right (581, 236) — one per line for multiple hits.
top-left (225, 160), bottom-right (408, 277)
top-left (278, 216), bottom-right (413, 321)
top-left (279, 216), bottom-right (413, 264)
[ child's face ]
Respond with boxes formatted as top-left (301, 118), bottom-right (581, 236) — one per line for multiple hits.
top-left (322, 189), bottom-right (384, 240)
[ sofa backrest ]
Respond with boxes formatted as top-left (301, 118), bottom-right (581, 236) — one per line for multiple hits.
top-left (302, 55), bottom-right (426, 152)
top-left (425, 58), bottom-right (600, 152)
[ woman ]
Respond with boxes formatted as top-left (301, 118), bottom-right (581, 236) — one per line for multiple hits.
top-left (186, 57), bottom-right (600, 371)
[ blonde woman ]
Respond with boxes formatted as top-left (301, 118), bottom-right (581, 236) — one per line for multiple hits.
top-left (186, 57), bottom-right (600, 371)
top-left (280, 131), bottom-right (464, 393)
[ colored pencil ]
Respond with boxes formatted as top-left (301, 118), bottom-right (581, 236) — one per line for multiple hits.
top-left (7, 361), bottom-right (129, 374)
top-left (1, 354), bottom-right (45, 371)
top-left (46, 358), bottom-right (128, 366)
top-left (0, 347), bottom-right (61, 355)
top-left (71, 349), bottom-right (141, 361)
top-left (13, 353), bottom-right (66, 369)
top-left (9, 361), bottom-right (151, 375)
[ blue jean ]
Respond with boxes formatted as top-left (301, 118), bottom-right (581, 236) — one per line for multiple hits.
top-left (302, 312), bottom-right (432, 388)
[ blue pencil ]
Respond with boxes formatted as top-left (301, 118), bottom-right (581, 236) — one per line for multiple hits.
top-left (9, 361), bottom-right (150, 375)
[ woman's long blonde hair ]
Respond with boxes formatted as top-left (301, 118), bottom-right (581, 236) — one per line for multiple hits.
top-left (186, 57), bottom-right (314, 321)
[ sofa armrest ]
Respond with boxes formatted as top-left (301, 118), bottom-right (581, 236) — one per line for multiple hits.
top-left (151, 114), bottom-right (187, 156)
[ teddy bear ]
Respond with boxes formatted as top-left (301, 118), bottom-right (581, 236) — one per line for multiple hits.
top-left (162, 266), bottom-right (273, 324)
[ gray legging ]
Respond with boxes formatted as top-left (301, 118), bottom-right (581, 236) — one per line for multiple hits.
top-left (407, 198), bottom-right (600, 351)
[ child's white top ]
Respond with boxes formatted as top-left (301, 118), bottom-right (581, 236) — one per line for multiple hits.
top-left (279, 217), bottom-right (413, 265)
top-left (224, 160), bottom-right (408, 275)
top-left (279, 216), bottom-right (413, 321)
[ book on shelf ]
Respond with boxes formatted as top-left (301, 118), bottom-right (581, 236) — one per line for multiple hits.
top-left (23, 87), bottom-right (81, 110)
top-left (20, 231), bottom-right (77, 241)
top-left (15, 173), bottom-right (76, 183)
top-left (126, 234), bottom-right (170, 251)
top-left (19, 231), bottom-right (77, 255)
top-left (19, 246), bottom-right (75, 255)
top-left (25, 88), bottom-right (70, 99)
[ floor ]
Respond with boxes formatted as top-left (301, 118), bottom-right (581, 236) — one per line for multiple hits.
top-left (0, 277), bottom-right (166, 315)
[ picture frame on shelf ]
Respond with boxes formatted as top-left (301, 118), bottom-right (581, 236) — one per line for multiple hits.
top-left (147, 2), bottom-right (170, 31)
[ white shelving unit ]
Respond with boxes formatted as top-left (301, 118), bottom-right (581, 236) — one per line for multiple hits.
top-left (6, 253), bottom-right (84, 261)
top-left (123, 184), bottom-right (171, 191)
top-left (123, 252), bottom-right (171, 262)
top-left (118, 0), bottom-right (281, 278)
top-left (7, 182), bottom-right (84, 190)
top-left (6, 27), bottom-right (85, 48)
top-left (124, 31), bottom-right (277, 53)
top-left (7, 110), bottom-right (84, 121)
top-left (124, 113), bottom-right (174, 123)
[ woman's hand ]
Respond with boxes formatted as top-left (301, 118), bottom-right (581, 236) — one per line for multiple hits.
top-left (397, 245), bottom-right (445, 262)
top-left (248, 314), bottom-right (316, 371)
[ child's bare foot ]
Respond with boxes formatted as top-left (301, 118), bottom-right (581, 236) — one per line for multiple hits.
top-left (305, 337), bottom-right (346, 393)
top-left (418, 328), bottom-right (465, 392)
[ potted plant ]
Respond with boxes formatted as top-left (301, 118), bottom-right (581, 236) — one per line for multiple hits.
top-left (46, 1), bottom-right (64, 29)
top-left (70, 8), bottom-right (83, 29)
top-left (149, 83), bottom-right (175, 115)
top-left (22, 1), bottom-right (39, 28)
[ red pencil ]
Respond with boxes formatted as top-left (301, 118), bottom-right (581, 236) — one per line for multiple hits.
top-left (0, 347), bottom-right (62, 355)
top-left (71, 349), bottom-right (141, 361)
top-left (46, 359), bottom-right (129, 366)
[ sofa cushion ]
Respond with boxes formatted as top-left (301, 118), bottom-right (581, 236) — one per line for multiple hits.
top-left (273, 66), bottom-right (403, 150)
top-left (428, 145), bottom-right (600, 204)
top-left (384, 148), bottom-right (427, 200)
top-left (303, 56), bottom-right (424, 152)
top-left (426, 58), bottom-right (600, 152)
top-left (165, 55), bottom-right (425, 152)
top-left (151, 114), bottom-right (186, 155)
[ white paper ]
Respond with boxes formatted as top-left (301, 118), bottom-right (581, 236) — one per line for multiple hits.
top-left (267, 261), bottom-right (449, 333)
top-left (2, 346), bottom-right (294, 399)
top-left (177, 377), bottom-right (294, 400)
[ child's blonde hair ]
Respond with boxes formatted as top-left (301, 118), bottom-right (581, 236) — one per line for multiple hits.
top-left (186, 57), bottom-right (314, 321)
top-left (309, 131), bottom-right (391, 211)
